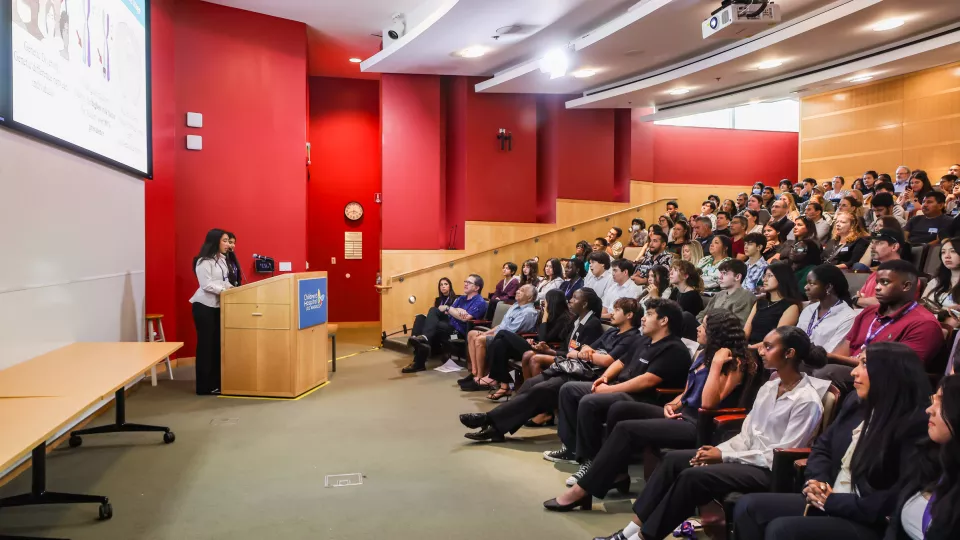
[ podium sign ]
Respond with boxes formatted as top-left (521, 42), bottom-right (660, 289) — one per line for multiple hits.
top-left (298, 277), bottom-right (328, 329)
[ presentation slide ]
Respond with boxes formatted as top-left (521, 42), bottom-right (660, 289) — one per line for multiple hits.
top-left (9, 0), bottom-right (149, 175)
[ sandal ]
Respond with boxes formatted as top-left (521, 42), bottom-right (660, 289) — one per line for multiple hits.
top-left (486, 387), bottom-right (512, 401)
top-left (476, 377), bottom-right (497, 390)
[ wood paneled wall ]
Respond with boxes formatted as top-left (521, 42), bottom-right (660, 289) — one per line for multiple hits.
top-left (800, 61), bottom-right (960, 182)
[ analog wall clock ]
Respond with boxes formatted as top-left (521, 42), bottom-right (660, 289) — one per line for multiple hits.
top-left (344, 201), bottom-right (364, 221)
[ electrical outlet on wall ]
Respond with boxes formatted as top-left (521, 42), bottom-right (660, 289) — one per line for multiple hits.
top-left (279, 262), bottom-right (292, 272)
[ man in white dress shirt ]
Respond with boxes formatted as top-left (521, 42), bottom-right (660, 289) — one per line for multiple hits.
top-left (584, 251), bottom-right (613, 300)
top-left (601, 259), bottom-right (642, 316)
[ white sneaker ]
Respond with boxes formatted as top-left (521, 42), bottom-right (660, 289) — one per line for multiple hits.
top-left (565, 460), bottom-right (592, 486)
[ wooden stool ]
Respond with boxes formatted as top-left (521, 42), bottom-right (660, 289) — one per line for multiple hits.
top-left (145, 314), bottom-right (173, 386)
top-left (328, 324), bottom-right (338, 372)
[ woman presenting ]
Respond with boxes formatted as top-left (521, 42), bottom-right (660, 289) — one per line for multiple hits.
top-left (189, 229), bottom-right (234, 395)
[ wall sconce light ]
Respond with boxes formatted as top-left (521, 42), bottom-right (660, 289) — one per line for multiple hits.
top-left (497, 128), bottom-right (512, 151)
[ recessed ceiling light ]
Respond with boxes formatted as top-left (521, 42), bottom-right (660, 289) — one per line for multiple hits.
top-left (756, 59), bottom-right (783, 70)
top-left (458, 46), bottom-right (488, 58)
top-left (349, 58), bottom-right (362, 63)
top-left (849, 75), bottom-right (874, 83)
top-left (572, 69), bottom-right (597, 78)
top-left (668, 88), bottom-right (691, 96)
top-left (872, 18), bottom-right (905, 31)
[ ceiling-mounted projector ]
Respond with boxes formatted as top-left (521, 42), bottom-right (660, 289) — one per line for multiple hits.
top-left (383, 13), bottom-right (406, 47)
top-left (702, 1), bottom-right (781, 40)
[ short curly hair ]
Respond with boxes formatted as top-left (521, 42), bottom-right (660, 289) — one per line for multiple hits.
top-left (702, 310), bottom-right (755, 376)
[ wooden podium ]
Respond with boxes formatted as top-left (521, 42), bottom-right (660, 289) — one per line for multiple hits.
top-left (220, 272), bottom-right (329, 398)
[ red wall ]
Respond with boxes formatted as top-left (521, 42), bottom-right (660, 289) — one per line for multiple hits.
top-left (542, 96), bottom-right (616, 201)
top-left (307, 77), bottom-right (381, 322)
top-left (630, 111), bottom-right (656, 182)
top-left (653, 125), bottom-right (798, 185)
top-left (172, 0), bottom-right (308, 354)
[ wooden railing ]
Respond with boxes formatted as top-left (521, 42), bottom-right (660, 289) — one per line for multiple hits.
top-left (380, 197), bottom-right (675, 332)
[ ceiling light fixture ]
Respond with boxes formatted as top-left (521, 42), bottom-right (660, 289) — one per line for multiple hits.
top-left (668, 88), bottom-right (691, 96)
top-left (572, 69), bottom-right (597, 78)
top-left (872, 18), bottom-right (905, 31)
top-left (458, 46), bottom-right (488, 58)
top-left (539, 48), bottom-right (569, 79)
top-left (349, 58), bottom-right (362, 63)
top-left (849, 75), bottom-right (874, 83)
top-left (756, 59), bottom-right (783, 70)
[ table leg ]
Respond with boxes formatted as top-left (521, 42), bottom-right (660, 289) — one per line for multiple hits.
top-left (69, 390), bottom-right (175, 447)
top-left (0, 444), bottom-right (111, 524)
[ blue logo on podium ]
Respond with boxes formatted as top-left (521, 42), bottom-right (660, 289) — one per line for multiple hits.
top-left (298, 278), bottom-right (328, 329)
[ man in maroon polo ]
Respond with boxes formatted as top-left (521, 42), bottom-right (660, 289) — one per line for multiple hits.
top-left (818, 259), bottom-right (943, 392)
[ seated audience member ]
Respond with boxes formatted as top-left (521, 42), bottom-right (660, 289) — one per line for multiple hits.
top-left (541, 299), bottom-right (695, 472)
top-left (697, 235), bottom-right (734, 291)
top-left (628, 219), bottom-right (648, 247)
top-left (788, 216), bottom-right (818, 244)
top-left (698, 259), bottom-right (757, 325)
top-left (783, 193), bottom-right (802, 220)
top-left (584, 251), bottom-right (614, 299)
top-left (729, 215), bottom-right (746, 260)
top-left (639, 265), bottom-right (672, 311)
top-left (868, 192), bottom-right (906, 231)
top-left (694, 216), bottom-right (715, 253)
top-left (668, 221), bottom-right (692, 254)
top-left (559, 259), bottom-right (586, 300)
top-left (921, 236), bottom-right (960, 329)
top-left (700, 201), bottom-right (718, 230)
top-left (580, 328), bottom-right (827, 540)
top-left (893, 166), bottom-right (912, 192)
top-left (461, 292), bottom-right (617, 439)
top-left (519, 259), bottom-right (540, 289)
top-left (761, 222), bottom-right (791, 262)
top-left (873, 180), bottom-right (906, 221)
top-left (463, 284), bottom-right (539, 391)
top-left (885, 376), bottom-right (960, 540)
top-left (572, 240), bottom-right (592, 272)
top-left (605, 227), bottom-right (625, 259)
top-left (680, 240), bottom-right (704, 265)
top-left (820, 260), bottom-right (943, 391)
top-left (905, 191), bottom-right (951, 244)
top-left (861, 170), bottom-right (877, 195)
top-left (779, 178), bottom-right (793, 195)
top-left (804, 202), bottom-right (834, 244)
top-left (537, 258), bottom-right (564, 295)
top-left (665, 200), bottom-right (687, 225)
top-left (752, 181), bottom-right (765, 196)
top-left (854, 228), bottom-right (906, 308)
top-left (825, 175), bottom-right (849, 202)
top-left (798, 177), bottom-right (817, 204)
top-left (747, 195), bottom-right (773, 226)
top-left (545, 310), bottom-right (753, 510)
top-left (486, 262), bottom-right (520, 320)
top-left (708, 194), bottom-right (722, 208)
top-left (593, 237), bottom-right (609, 253)
top-left (408, 277), bottom-right (457, 348)
top-left (402, 274), bottom-right (488, 373)
top-left (744, 209), bottom-right (764, 235)
top-left (851, 177), bottom-right (866, 193)
top-left (602, 260), bottom-right (641, 316)
top-left (837, 195), bottom-right (865, 222)
top-left (743, 233), bottom-right (769, 293)
top-left (762, 187), bottom-right (776, 212)
top-left (633, 230), bottom-right (673, 286)
top-left (799, 264), bottom-right (857, 354)
top-left (787, 239), bottom-right (823, 296)
top-left (722, 198), bottom-right (739, 216)
top-left (668, 260), bottom-right (705, 317)
top-left (745, 262), bottom-right (803, 344)
top-left (734, 342), bottom-right (932, 540)
top-left (899, 171), bottom-right (934, 217)
top-left (715, 211), bottom-right (733, 237)
top-left (824, 211), bottom-right (870, 269)
top-left (768, 197), bottom-right (794, 241)
top-left (951, 163), bottom-right (960, 176)
top-left (659, 215), bottom-right (676, 242)
top-left (519, 289), bottom-right (604, 382)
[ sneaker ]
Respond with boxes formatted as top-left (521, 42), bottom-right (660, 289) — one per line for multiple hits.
top-left (565, 460), bottom-right (592, 486)
top-left (542, 445), bottom-right (577, 464)
top-left (401, 363), bottom-right (425, 374)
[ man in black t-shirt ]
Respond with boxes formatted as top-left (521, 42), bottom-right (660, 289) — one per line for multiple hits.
top-left (548, 299), bottom-right (693, 468)
top-left (906, 191), bottom-right (952, 244)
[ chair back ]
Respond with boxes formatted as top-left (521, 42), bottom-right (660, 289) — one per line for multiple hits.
top-left (623, 246), bottom-right (643, 261)
top-left (910, 245), bottom-right (928, 271)
top-left (818, 384), bottom-right (842, 438)
top-left (600, 323), bottom-right (614, 334)
top-left (491, 301), bottom-right (512, 327)
top-left (681, 312), bottom-right (699, 341)
top-left (843, 271), bottom-right (871, 295)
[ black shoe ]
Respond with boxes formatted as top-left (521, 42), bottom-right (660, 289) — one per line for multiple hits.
top-left (460, 379), bottom-right (483, 391)
top-left (542, 494), bottom-right (592, 512)
top-left (464, 426), bottom-right (505, 442)
top-left (593, 531), bottom-right (628, 540)
top-left (612, 476), bottom-right (631, 495)
top-left (401, 363), bottom-right (425, 374)
top-left (459, 413), bottom-right (489, 429)
top-left (542, 445), bottom-right (577, 464)
top-left (523, 416), bottom-right (555, 428)
top-left (457, 373), bottom-right (475, 384)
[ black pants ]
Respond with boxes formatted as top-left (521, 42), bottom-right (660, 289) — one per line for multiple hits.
top-left (488, 331), bottom-right (533, 384)
top-left (577, 402), bottom-right (698, 497)
top-left (412, 307), bottom-right (458, 367)
top-left (557, 382), bottom-right (639, 461)
top-left (733, 493), bottom-right (883, 540)
top-left (192, 302), bottom-right (221, 395)
top-left (487, 374), bottom-right (566, 434)
top-left (634, 450), bottom-right (771, 540)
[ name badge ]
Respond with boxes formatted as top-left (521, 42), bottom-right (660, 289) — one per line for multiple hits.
top-left (638, 357), bottom-right (650, 364)
top-left (840, 247), bottom-right (849, 252)
top-left (928, 228), bottom-right (939, 234)
top-left (450, 333), bottom-right (459, 340)
top-left (569, 340), bottom-right (580, 350)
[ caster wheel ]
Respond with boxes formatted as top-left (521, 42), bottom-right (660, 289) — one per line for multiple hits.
top-left (163, 431), bottom-right (176, 444)
top-left (98, 502), bottom-right (113, 520)
top-left (68, 435), bottom-right (82, 448)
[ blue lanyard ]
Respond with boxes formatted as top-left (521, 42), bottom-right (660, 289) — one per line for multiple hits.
top-left (922, 492), bottom-right (936, 533)
top-left (806, 300), bottom-right (841, 336)
top-left (863, 302), bottom-right (918, 347)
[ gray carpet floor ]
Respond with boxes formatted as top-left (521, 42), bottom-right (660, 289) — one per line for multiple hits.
top-left (0, 329), bottom-right (644, 539)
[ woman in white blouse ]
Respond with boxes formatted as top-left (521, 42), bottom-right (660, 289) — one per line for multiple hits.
top-left (537, 258), bottom-right (565, 296)
top-left (798, 264), bottom-right (858, 356)
top-left (189, 229), bottom-right (234, 395)
top-left (586, 326), bottom-right (828, 540)
top-left (922, 238), bottom-right (960, 330)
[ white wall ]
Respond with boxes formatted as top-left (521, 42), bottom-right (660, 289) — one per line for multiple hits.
top-left (0, 128), bottom-right (145, 370)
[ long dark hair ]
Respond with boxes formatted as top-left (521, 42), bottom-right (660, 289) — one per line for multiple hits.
top-left (931, 237), bottom-right (960, 305)
top-left (702, 310), bottom-right (754, 376)
top-left (674, 220), bottom-right (691, 243)
top-left (543, 289), bottom-right (571, 326)
top-left (649, 265), bottom-right (670, 293)
top-left (774, 327), bottom-right (828, 370)
top-left (543, 258), bottom-right (564, 281)
top-left (578, 287), bottom-right (603, 318)
top-left (910, 170), bottom-right (935, 198)
top-left (851, 342), bottom-right (931, 488)
top-left (793, 216), bottom-right (817, 241)
top-left (764, 262), bottom-right (803, 307)
top-left (224, 231), bottom-right (243, 286)
top-left (520, 259), bottom-right (539, 287)
top-left (575, 240), bottom-right (592, 260)
top-left (437, 277), bottom-right (455, 305)
top-left (930, 376), bottom-right (960, 534)
top-left (194, 228), bottom-right (227, 267)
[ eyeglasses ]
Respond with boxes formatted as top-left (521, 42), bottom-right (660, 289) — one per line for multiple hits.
top-left (464, 281), bottom-right (476, 286)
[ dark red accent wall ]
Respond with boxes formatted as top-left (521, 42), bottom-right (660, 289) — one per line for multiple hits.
top-left (630, 110), bottom-right (656, 182)
top-left (307, 77), bottom-right (381, 322)
top-left (541, 96), bottom-right (616, 201)
top-left (613, 109), bottom-right (632, 202)
top-left (381, 74), bottom-right (446, 250)
top-left (172, 0), bottom-right (308, 354)
top-left (653, 125), bottom-right (798, 184)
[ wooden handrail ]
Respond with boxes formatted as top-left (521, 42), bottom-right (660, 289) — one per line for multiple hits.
top-left (390, 197), bottom-right (676, 281)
